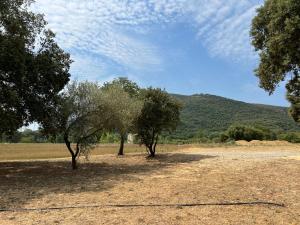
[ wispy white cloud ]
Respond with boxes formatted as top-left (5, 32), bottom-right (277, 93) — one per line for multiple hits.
top-left (33, 0), bottom-right (262, 79)
top-left (194, 1), bottom-right (261, 60)
top-left (33, 0), bottom-right (165, 75)
top-left (69, 52), bottom-right (109, 81)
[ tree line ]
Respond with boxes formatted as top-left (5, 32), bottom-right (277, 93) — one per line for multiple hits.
top-left (43, 78), bottom-right (181, 169)
top-left (4, 123), bottom-right (300, 146)
top-left (2, 76), bottom-right (182, 170)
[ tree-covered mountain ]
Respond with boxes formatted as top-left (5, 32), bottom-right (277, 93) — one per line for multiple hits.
top-left (170, 94), bottom-right (300, 139)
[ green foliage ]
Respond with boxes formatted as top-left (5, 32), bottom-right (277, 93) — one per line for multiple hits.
top-left (0, 0), bottom-right (72, 135)
top-left (222, 125), bottom-right (277, 142)
top-left (20, 129), bottom-right (47, 143)
top-left (169, 94), bottom-right (300, 140)
top-left (250, 0), bottom-right (300, 94)
top-left (286, 75), bottom-right (300, 122)
top-left (20, 129), bottom-right (35, 143)
top-left (101, 82), bottom-right (142, 135)
top-left (193, 129), bottom-right (209, 139)
top-left (251, 0), bottom-right (300, 125)
top-left (1, 129), bottom-right (48, 143)
top-left (252, 125), bottom-right (277, 141)
top-left (278, 132), bottom-right (300, 143)
top-left (1, 132), bottom-right (22, 143)
top-left (42, 81), bottom-right (114, 169)
top-left (102, 77), bottom-right (140, 98)
top-left (101, 80), bottom-right (142, 155)
top-left (220, 133), bottom-right (230, 143)
top-left (226, 125), bottom-right (264, 142)
top-left (100, 133), bottom-right (120, 143)
top-left (136, 88), bottom-right (182, 156)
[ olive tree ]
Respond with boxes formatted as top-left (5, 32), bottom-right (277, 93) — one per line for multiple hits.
top-left (103, 77), bottom-right (140, 98)
top-left (136, 88), bottom-right (181, 157)
top-left (42, 81), bottom-right (114, 170)
top-left (102, 78), bottom-right (141, 155)
top-left (0, 0), bottom-right (71, 134)
top-left (250, 0), bottom-right (300, 122)
top-left (101, 83), bottom-right (142, 155)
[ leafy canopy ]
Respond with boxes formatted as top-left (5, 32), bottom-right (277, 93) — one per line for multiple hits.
top-left (101, 83), bottom-right (142, 135)
top-left (102, 78), bottom-right (142, 155)
top-left (251, 0), bottom-right (300, 123)
top-left (0, 0), bottom-right (72, 134)
top-left (102, 77), bottom-right (140, 98)
top-left (46, 82), bottom-right (114, 145)
top-left (42, 81), bottom-right (116, 169)
top-left (136, 88), bottom-right (182, 156)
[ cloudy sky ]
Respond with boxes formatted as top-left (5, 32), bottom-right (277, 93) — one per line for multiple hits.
top-left (32, 0), bottom-right (288, 106)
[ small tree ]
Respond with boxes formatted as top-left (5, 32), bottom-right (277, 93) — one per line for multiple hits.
top-left (42, 81), bottom-right (113, 169)
top-left (101, 83), bottom-right (142, 155)
top-left (102, 78), bottom-right (141, 155)
top-left (250, 0), bottom-right (300, 122)
top-left (136, 88), bottom-right (181, 157)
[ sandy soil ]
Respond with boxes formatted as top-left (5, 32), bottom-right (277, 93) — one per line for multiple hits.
top-left (0, 144), bottom-right (299, 225)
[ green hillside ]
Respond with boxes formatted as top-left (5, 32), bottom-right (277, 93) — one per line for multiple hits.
top-left (171, 94), bottom-right (300, 139)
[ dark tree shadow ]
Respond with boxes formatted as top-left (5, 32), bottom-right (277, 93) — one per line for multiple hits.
top-left (148, 153), bottom-right (213, 164)
top-left (0, 153), bottom-right (215, 209)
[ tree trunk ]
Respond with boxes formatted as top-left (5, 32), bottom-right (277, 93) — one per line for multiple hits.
top-left (147, 131), bottom-right (158, 157)
top-left (64, 132), bottom-right (78, 170)
top-left (149, 150), bottom-right (155, 157)
top-left (118, 134), bottom-right (125, 156)
top-left (71, 155), bottom-right (78, 170)
top-left (148, 145), bottom-right (155, 157)
top-left (153, 134), bottom-right (158, 156)
top-left (146, 130), bottom-right (154, 157)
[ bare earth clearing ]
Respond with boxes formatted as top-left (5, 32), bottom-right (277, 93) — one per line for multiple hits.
top-left (0, 142), bottom-right (299, 224)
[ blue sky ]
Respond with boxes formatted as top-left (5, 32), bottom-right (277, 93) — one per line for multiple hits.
top-left (33, 0), bottom-right (288, 106)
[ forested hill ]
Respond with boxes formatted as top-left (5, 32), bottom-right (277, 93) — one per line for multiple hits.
top-left (171, 94), bottom-right (300, 139)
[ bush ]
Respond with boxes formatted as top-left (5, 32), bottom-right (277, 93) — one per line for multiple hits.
top-left (100, 133), bottom-right (119, 143)
top-left (208, 132), bottom-right (221, 140)
top-left (193, 129), bottom-right (209, 139)
top-left (278, 132), bottom-right (300, 143)
top-left (20, 136), bottom-right (34, 143)
top-left (220, 133), bottom-right (229, 142)
top-left (252, 125), bottom-right (277, 140)
top-left (227, 125), bottom-right (264, 142)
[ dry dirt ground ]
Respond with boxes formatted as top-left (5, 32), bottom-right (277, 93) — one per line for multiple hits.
top-left (0, 143), bottom-right (299, 224)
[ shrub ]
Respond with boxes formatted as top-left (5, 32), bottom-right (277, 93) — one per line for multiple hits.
top-left (253, 125), bottom-right (277, 140)
top-left (227, 125), bottom-right (264, 142)
top-left (278, 132), bottom-right (300, 143)
top-left (100, 133), bottom-right (119, 143)
top-left (220, 133), bottom-right (229, 142)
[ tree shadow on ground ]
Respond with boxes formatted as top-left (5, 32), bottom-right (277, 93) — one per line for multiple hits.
top-left (149, 153), bottom-right (212, 164)
top-left (0, 153), bottom-right (215, 209)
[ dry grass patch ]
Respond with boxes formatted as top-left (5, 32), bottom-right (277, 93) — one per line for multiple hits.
top-left (0, 144), bottom-right (299, 224)
top-left (0, 143), bottom-right (186, 161)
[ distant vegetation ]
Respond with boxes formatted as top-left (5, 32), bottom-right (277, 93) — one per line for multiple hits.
top-left (3, 93), bottom-right (300, 145)
top-left (222, 125), bottom-right (276, 142)
top-left (168, 94), bottom-right (300, 141)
